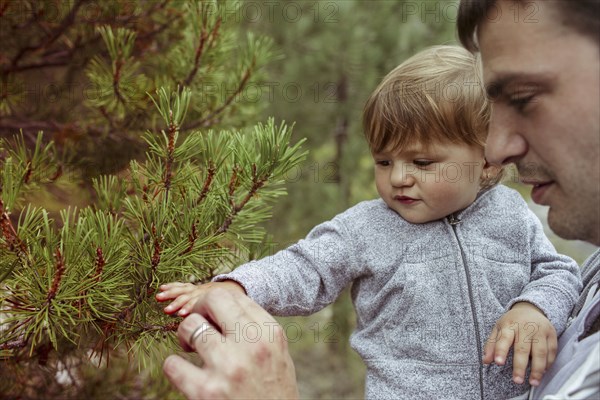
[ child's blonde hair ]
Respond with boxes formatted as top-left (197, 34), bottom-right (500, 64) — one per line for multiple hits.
top-left (363, 45), bottom-right (501, 188)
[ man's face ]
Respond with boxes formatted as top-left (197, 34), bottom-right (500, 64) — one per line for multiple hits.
top-left (478, 0), bottom-right (600, 245)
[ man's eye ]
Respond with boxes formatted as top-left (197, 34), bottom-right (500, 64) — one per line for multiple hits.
top-left (413, 160), bottom-right (434, 167)
top-left (509, 94), bottom-right (536, 113)
top-left (375, 160), bottom-right (390, 167)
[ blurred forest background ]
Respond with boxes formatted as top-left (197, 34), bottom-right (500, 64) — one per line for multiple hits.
top-left (1, 0), bottom-right (596, 398)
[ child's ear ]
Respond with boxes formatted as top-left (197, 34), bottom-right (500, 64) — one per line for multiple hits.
top-left (480, 159), bottom-right (503, 188)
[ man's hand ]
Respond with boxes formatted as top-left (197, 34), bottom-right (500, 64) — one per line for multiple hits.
top-left (483, 302), bottom-right (557, 387)
top-left (162, 288), bottom-right (299, 400)
top-left (156, 280), bottom-right (246, 317)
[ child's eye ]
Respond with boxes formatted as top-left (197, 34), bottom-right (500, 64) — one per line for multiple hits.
top-left (375, 160), bottom-right (391, 167)
top-left (413, 159), bottom-right (434, 167)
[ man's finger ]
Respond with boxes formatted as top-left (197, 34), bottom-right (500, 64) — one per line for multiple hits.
top-left (163, 355), bottom-right (211, 400)
top-left (178, 313), bottom-right (223, 366)
top-left (193, 288), bottom-right (272, 337)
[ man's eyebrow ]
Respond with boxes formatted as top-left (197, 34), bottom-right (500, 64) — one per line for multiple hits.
top-left (485, 72), bottom-right (552, 99)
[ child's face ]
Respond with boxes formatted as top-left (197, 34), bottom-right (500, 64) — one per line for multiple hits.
top-left (373, 141), bottom-right (487, 224)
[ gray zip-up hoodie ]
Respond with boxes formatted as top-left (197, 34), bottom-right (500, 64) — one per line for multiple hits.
top-left (214, 185), bottom-right (582, 399)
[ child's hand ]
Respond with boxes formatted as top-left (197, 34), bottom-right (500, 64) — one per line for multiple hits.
top-left (483, 302), bottom-right (557, 387)
top-left (156, 280), bottom-right (246, 317)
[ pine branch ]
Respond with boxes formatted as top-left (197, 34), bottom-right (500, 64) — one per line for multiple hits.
top-left (139, 321), bottom-right (179, 333)
top-left (8, 0), bottom-right (89, 70)
top-left (0, 338), bottom-right (27, 351)
top-left (0, 119), bottom-right (62, 137)
top-left (46, 248), bottom-right (65, 304)
top-left (216, 164), bottom-right (266, 235)
top-left (183, 61), bottom-right (255, 132)
top-left (163, 112), bottom-right (177, 203)
top-left (98, 106), bottom-right (117, 131)
top-left (115, 223), bottom-right (162, 325)
top-left (22, 161), bottom-right (32, 184)
top-left (227, 165), bottom-right (240, 207)
top-left (0, 316), bottom-right (34, 352)
top-left (181, 15), bottom-right (222, 88)
top-left (193, 161), bottom-right (215, 207)
top-left (151, 223), bottom-right (162, 274)
top-left (0, 199), bottom-right (28, 257)
top-left (112, 58), bottom-right (126, 105)
top-left (7, 59), bottom-right (71, 73)
top-left (178, 222), bottom-right (197, 256)
top-left (93, 246), bottom-right (105, 283)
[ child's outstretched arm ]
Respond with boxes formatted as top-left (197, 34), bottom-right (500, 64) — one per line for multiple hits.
top-left (483, 301), bottom-right (558, 387)
top-left (156, 280), bottom-right (246, 317)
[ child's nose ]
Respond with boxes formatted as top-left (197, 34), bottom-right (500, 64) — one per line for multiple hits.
top-left (390, 163), bottom-right (416, 187)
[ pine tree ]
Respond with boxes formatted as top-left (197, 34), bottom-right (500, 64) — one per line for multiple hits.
top-left (1, 0), bottom-right (277, 177)
top-left (0, 1), bottom-right (306, 398)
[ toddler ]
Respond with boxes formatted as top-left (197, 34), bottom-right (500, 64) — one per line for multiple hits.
top-left (157, 46), bottom-right (581, 399)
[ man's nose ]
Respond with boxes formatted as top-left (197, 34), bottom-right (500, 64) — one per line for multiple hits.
top-left (485, 105), bottom-right (528, 166)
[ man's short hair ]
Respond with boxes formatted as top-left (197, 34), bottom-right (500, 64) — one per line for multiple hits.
top-left (458, 0), bottom-right (600, 52)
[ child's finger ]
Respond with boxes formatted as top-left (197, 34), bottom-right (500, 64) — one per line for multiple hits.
top-left (483, 325), bottom-right (501, 365)
top-left (511, 339), bottom-right (531, 384)
top-left (547, 333), bottom-right (558, 367)
top-left (528, 339), bottom-right (548, 386)
top-left (490, 326), bottom-right (515, 366)
top-left (156, 283), bottom-right (196, 301)
top-left (178, 298), bottom-right (200, 317)
top-left (160, 282), bottom-right (190, 291)
top-left (164, 294), bottom-right (193, 314)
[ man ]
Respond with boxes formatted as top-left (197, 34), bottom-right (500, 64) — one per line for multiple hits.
top-left (457, 1), bottom-right (599, 399)
top-left (162, 1), bottom-right (600, 398)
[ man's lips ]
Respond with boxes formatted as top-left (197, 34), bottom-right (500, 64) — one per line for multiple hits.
top-left (394, 195), bottom-right (419, 205)
top-left (521, 180), bottom-right (554, 204)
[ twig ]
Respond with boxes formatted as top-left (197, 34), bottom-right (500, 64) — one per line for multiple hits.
top-left (182, 61), bottom-right (255, 132)
top-left (163, 111), bottom-right (177, 203)
top-left (112, 58), bottom-right (126, 105)
top-left (93, 246), bottom-right (105, 283)
top-left (140, 321), bottom-right (179, 333)
top-left (178, 222), bottom-right (197, 256)
top-left (9, 0), bottom-right (88, 70)
top-left (0, 338), bottom-right (27, 350)
top-left (181, 15), bottom-right (222, 87)
top-left (151, 223), bottom-right (162, 274)
top-left (46, 248), bottom-right (65, 303)
top-left (193, 161), bottom-right (215, 207)
top-left (216, 164), bottom-right (265, 235)
top-left (0, 199), bottom-right (28, 257)
top-left (23, 160), bottom-right (32, 184)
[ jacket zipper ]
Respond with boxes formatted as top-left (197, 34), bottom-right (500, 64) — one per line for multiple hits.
top-left (448, 213), bottom-right (485, 400)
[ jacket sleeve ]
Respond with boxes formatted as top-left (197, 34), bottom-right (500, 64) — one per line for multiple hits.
top-left (506, 209), bottom-right (582, 335)
top-left (212, 216), bottom-right (362, 316)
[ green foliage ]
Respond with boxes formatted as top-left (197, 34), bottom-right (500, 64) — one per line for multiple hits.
top-left (1, 66), bottom-right (305, 400)
top-left (0, 0), bottom-right (276, 178)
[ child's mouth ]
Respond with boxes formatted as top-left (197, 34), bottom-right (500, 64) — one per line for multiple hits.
top-left (394, 195), bottom-right (419, 205)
